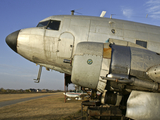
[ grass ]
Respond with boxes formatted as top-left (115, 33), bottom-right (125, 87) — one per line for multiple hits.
top-left (0, 93), bottom-right (55, 102)
top-left (0, 92), bottom-right (83, 120)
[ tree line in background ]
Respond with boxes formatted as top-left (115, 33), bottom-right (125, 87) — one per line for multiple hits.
top-left (0, 88), bottom-right (63, 94)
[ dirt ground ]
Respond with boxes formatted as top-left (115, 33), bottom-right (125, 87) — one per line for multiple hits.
top-left (0, 92), bottom-right (83, 120)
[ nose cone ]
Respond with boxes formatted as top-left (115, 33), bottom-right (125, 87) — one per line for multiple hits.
top-left (5, 30), bottom-right (20, 53)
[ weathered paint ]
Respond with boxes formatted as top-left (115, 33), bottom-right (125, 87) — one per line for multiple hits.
top-left (103, 48), bottom-right (112, 59)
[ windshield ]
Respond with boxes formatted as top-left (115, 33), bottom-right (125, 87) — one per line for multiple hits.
top-left (47, 20), bottom-right (61, 30)
top-left (37, 20), bottom-right (61, 31)
top-left (37, 21), bottom-right (49, 27)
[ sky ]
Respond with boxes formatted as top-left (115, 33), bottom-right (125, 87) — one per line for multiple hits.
top-left (1, 0), bottom-right (160, 90)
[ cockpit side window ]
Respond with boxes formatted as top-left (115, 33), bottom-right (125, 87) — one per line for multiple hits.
top-left (136, 40), bottom-right (147, 48)
top-left (47, 20), bottom-right (61, 30)
top-left (37, 21), bottom-right (49, 27)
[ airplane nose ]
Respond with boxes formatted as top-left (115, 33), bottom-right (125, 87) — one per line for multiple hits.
top-left (5, 30), bottom-right (20, 53)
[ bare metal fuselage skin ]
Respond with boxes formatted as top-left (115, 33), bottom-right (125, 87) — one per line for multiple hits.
top-left (16, 15), bottom-right (160, 74)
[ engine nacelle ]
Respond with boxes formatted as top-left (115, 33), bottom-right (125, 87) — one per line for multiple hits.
top-left (71, 42), bottom-right (160, 92)
top-left (147, 65), bottom-right (160, 83)
top-left (71, 42), bottom-right (110, 90)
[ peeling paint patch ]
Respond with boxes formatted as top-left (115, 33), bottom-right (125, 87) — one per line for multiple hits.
top-left (103, 48), bottom-right (112, 59)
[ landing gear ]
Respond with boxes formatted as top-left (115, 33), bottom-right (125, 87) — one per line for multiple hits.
top-left (34, 65), bottom-right (42, 83)
top-left (81, 90), bottom-right (130, 120)
top-left (81, 100), bottom-right (128, 120)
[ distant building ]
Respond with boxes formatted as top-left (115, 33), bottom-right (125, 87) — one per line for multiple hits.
top-left (30, 88), bottom-right (38, 92)
top-left (41, 89), bottom-right (47, 92)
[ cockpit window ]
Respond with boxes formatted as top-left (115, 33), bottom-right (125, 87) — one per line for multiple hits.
top-left (37, 20), bottom-right (61, 31)
top-left (37, 21), bottom-right (49, 27)
top-left (136, 40), bottom-right (147, 48)
top-left (47, 20), bottom-right (61, 30)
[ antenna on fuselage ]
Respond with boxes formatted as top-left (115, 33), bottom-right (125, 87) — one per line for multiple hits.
top-left (71, 10), bottom-right (75, 15)
top-left (110, 14), bottom-right (115, 19)
top-left (71, 9), bottom-right (82, 15)
top-left (100, 11), bottom-right (106, 17)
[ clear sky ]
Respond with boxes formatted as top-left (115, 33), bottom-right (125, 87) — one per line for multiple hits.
top-left (1, 0), bottom-right (160, 90)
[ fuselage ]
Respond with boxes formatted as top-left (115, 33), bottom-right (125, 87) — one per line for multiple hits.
top-left (6, 15), bottom-right (160, 74)
top-left (6, 15), bottom-right (160, 120)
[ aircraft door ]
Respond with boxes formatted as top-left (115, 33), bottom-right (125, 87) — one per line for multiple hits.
top-left (57, 32), bottom-right (74, 59)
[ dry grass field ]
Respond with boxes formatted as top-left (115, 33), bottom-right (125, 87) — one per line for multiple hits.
top-left (0, 92), bottom-right (83, 120)
top-left (0, 93), bottom-right (54, 102)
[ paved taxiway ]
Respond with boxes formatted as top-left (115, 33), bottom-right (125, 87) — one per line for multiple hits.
top-left (0, 94), bottom-right (52, 108)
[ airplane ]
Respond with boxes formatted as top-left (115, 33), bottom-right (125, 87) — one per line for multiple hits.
top-left (5, 11), bottom-right (160, 119)
top-left (63, 90), bottom-right (88, 100)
